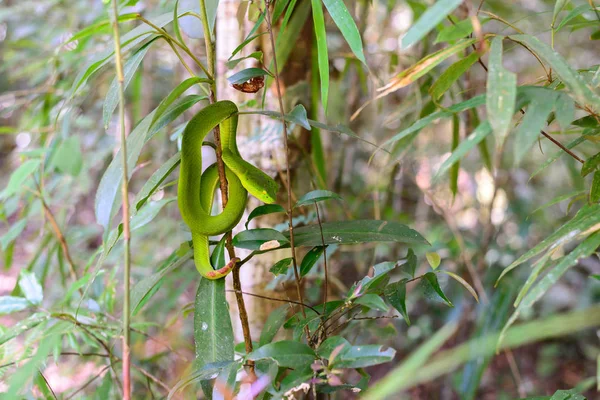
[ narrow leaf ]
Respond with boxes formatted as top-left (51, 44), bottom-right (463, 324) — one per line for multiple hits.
top-left (322, 0), bottom-right (366, 63)
top-left (0, 159), bottom-right (41, 199)
top-left (440, 270), bottom-right (479, 303)
top-left (402, 0), bottom-right (464, 48)
top-left (246, 204), bottom-right (286, 229)
top-left (430, 51), bottom-right (481, 101)
top-left (270, 257), bottom-right (293, 275)
top-left (486, 36), bottom-right (517, 146)
top-left (312, 0), bottom-right (329, 113)
top-left (18, 270), bottom-right (43, 305)
top-left (300, 246), bottom-right (326, 276)
top-left (259, 305), bottom-right (290, 346)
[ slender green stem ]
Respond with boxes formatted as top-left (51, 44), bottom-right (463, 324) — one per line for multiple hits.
top-left (110, 1), bottom-right (131, 398)
top-left (263, 0), bottom-right (307, 322)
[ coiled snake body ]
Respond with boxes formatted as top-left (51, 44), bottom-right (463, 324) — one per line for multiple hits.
top-left (178, 100), bottom-right (278, 279)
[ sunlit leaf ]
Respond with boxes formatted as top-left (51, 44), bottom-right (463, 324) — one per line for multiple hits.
top-left (425, 252), bottom-right (441, 269)
top-left (0, 159), bottom-right (41, 200)
top-left (322, 0), bottom-right (366, 64)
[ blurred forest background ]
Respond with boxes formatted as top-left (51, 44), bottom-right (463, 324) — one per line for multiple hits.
top-left (1, 0), bottom-right (600, 399)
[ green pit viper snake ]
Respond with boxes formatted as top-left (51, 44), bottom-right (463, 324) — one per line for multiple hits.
top-left (178, 100), bottom-right (279, 279)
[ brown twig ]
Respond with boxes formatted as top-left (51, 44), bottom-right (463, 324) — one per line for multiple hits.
top-left (226, 289), bottom-right (321, 315)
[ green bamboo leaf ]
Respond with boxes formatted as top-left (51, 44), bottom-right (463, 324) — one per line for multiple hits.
top-left (0, 159), bottom-right (41, 200)
top-left (322, 0), bottom-right (366, 64)
top-left (0, 296), bottom-right (30, 315)
top-left (380, 94), bottom-right (486, 149)
top-left (0, 313), bottom-right (49, 346)
top-left (384, 279), bottom-right (410, 324)
top-left (65, 13), bottom-right (139, 45)
top-left (554, 92), bottom-right (576, 130)
top-left (552, 0), bottom-right (570, 25)
top-left (497, 204), bottom-right (600, 282)
top-left (556, 4), bottom-right (590, 31)
top-left (103, 40), bottom-right (155, 129)
top-left (450, 114), bottom-right (460, 198)
top-left (430, 51), bottom-right (481, 101)
top-left (591, 171), bottom-right (600, 203)
top-left (194, 279), bottom-right (235, 384)
top-left (497, 232), bottom-right (600, 351)
top-left (52, 136), bottom-right (83, 176)
top-left (225, 51), bottom-right (263, 69)
top-left (18, 270), bottom-right (43, 305)
top-left (511, 34), bottom-right (600, 112)
top-left (486, 36), bottom-right (517, 146)
top-left (433, 121), bottom-right (493, 184)
top-left (0, 219), bottom-right (27, 252)
top-left (363, 321), bottom-right (458, 399)
top-left (513, 95), bottom-right (556, 165)
top-left (402, 0), bottom-right (464, 48)
top-left (312, 0), bottom-right (329, 113)
top-left (378, 39), bottom-right (477, 98)
top-left (435, 18), bottom-right (477, 43)
top-left (134, 153), bottom-right (181, 211)
top-left (250, 104), bottom-right (312, 130)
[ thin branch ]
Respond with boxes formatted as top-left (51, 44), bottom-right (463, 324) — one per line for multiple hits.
top-left (109, 2), bottom-right (132, 398)
top-left (226, 289), bottom-right (321, 314)
top-left (263, 0), bottom-right (307, 323)
top-left (66, 365), bottom-right (111, 400)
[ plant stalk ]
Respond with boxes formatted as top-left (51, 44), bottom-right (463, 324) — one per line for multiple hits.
top-left (109, 1), bottom-right (131, 398)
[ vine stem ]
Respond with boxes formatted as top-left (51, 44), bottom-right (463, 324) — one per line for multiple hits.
top-left (109, 1), bottom-right (131, 398)
top-left (198, 0), bottom-right (255, 376)
top-left (263, 0), bottom-right (307, 321)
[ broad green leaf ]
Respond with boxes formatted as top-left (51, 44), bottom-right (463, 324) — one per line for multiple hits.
top-left (378, 39), bottom-right (477, 97)
top-left (322, 0), bottom-right (366, 64)
top-left (402, 0), bottom-right (464, 48)
top-left (430, 51), bottom-right (481, 101)
top-left (227, 67), bottom-right (271, 84)
top-left (581, 151), bottom-right (600, 176)
top-left (422, 272), bottom-right (453, 307)
top-left (245, 204), bottom-right (286, 229)
top-left (435, 18), bottom-right (474, 43)
top-left (497, 232), bottom-right (600, 350)
top-left (210, 235), bottom-right (227, 270)
top-left (52, 136), bottom-right (83, 176)
top-left (498, 204), bottom-right (600, 282)
top-left (355, 293), bottom-right (389, 312)
top-left (300, 246), bottom-right (326, 276)
top-left (130, 198), bottom-right (175, 231)
top-left (134, 153), bottom-right (181, 211)
top-left (513, 96), bottom-right (555, 165)
top-left (425, 252), bottom-right (441, 269)
top-left (511, 34), bottom-right (600, 112)
top-left (248, 341), bottom-right (316, 368)
top-left (554, 92), bottom-right (575, 129)
top-left (312, 0), bottom-right (329, 113)
top-left (433, 121), bottom-right (492, 184)
top-left (194, 278), bottom-right (235, 379)
top-left (270, 257), bottom-right (293, 275)
top-left (103, 40), bottom-right (154, 129)
top-left (440, 270), bottom-right (479, 303)
top-left (130, 250), bottom-right (192, 315)
top-left (0, 159), bottom-right (41, 199)
top-left (18, 270), bottom-right (43, 305)
top-left (0, 296), bottom-right (30, 315)
top-left (0, 219), bottom-right (27, 251)
top-left (486, 36), bottom-right (517, 146)
top-left (403, 248), bottom-right (418, 278)
top-left (359, 262), bottom-right (397, 294)
top-left (233, 229), bottom-right (290, 250)
top-left (259, 305), bottom-right (290, 346)
top-left (363, 321), bottom-right (458, 400)
top-left (286, 220), bottom-right (429, 247)
top-left (333, 344), bottom-right (396, 368)
top-left (294, 190), bottom-right (342, 207)
top-left (591, 171), bottom-right (600, 203)
top-left (384, 279), bottom-right (410, 324)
